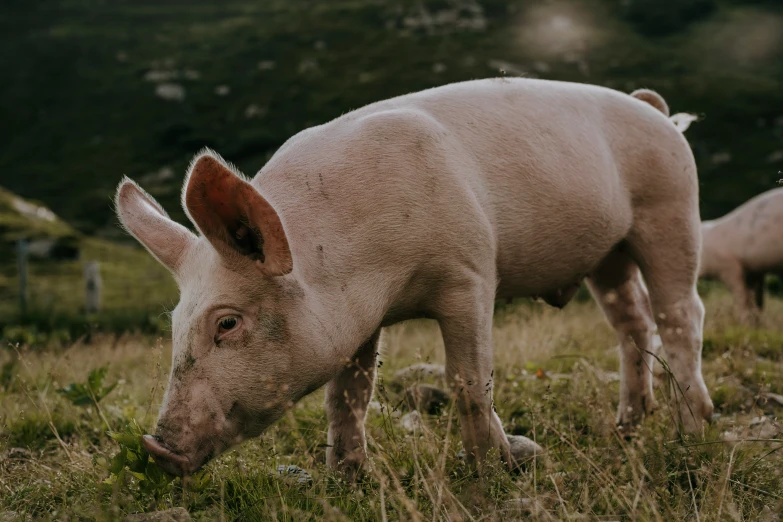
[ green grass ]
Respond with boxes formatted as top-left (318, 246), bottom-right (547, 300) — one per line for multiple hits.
top-left (2, 290), bottom-right (783, 520)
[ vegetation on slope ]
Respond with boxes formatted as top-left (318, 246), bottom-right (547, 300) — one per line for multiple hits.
top-left (0, 188), bottom-right (176, 342)
top-left (1, 0), bottom-right (781, 238)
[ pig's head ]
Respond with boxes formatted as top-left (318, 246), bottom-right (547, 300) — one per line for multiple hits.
top-left (115, 150), bottom-right (329, 476)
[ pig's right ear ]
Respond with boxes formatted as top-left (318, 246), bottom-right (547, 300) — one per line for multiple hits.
top-left (182, 150), bottom-right (293, 276)
top-left (115, 178), bottom-right (196, 274)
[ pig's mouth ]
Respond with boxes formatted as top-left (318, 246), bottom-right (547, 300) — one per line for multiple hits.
top-left (142, 403), bottom-right (287, 477)
top-left (142, 434), bottom-right (203, 477)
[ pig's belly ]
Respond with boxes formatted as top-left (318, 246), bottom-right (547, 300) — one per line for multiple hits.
top-left (742, 243), bottom-right (783, 274)
top-left (493, 199), bottom-right (631, 300)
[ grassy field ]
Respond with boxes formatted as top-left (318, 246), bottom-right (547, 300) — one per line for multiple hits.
top-left (2, 289), bottom-right (783, 520)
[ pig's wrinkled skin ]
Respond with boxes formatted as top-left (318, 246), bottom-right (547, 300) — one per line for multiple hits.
top-left (115, 78), bottom-right (713, 477)
top-left (700, 187), bottom-right (783, 323)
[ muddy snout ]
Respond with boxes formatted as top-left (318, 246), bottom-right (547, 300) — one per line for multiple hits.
top-left (142, 434), bottom-right (194, 477)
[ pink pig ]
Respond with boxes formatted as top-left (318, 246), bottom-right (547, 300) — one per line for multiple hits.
top-left (700, 187), bottom-right (783, 323)
top-left (116, 78), bottom-right (713, 477)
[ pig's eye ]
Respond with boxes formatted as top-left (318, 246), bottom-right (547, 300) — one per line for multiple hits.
top-left (218, 316), bottom-right (239, 333)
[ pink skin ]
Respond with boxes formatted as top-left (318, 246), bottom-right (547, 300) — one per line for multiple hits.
top-left (116, 79), bottom-right (712, 477)
top-left (142, 435), bottom-right (192, 476)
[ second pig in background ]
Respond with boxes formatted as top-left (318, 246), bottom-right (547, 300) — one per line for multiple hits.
top-left (700, 187), bottom-right (783, 324)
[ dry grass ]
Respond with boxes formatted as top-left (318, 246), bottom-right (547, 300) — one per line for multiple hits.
top-left (2, 289), bottom-right (783, 520)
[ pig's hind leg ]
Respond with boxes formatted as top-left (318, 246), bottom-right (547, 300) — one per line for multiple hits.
top-left (716, 260), bottom-right (761, 324)
top-left (325, 330), bottom-right (381, 478)
top-left (586, 246), bottom-right (658, 433)
top-left (747, 272), bottom-right (765, 322)
top-left (627, 204), bottom-right (714, 435)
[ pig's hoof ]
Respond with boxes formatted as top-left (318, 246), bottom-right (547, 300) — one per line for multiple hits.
top-left (507, 435), bottom-right (543, 469)
top-left (677, 394), bottom-right (715, 436)
top-left (334, 458), bottom-right (367, 483)
top-left (616, 395), bottom-right (657, 437)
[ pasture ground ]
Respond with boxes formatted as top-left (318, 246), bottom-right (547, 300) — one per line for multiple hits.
top-left (2, 288), bottom-right (783, 520)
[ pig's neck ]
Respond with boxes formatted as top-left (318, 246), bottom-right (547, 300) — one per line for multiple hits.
top-left (296, 277), bottom-right (385, 380)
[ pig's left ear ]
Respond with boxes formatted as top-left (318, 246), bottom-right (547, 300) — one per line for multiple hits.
top-left (183, 149), bottom-right (293, 276)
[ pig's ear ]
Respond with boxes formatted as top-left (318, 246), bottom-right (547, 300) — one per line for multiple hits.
top-left (182, 149), bottom-right (293, 276)
top-left (115, 178), bottom-right (196, 274)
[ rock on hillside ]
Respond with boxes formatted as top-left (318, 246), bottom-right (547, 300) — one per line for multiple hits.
top-left (0, 187), bottom-right (79, 260)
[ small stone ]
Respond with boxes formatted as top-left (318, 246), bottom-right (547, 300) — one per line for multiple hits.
top-left (244, 104), bottom-right (267, 119)
top-left (155, 83), bottom-right (185, 102)
top-left (404, 384), bottom-right (449, 414)
top-left (215, 85), bottom-right (231, 96)
top-left (276, 464), bottom-right (312, 485)
top-left (123, 507), bottom-right (191, 522)
top-left (393, 363), bottom-right (445, 382)
top-left (508, 434), bottom-right (543, 464)
top-left (760, 505), bottom-right (780, 522)
top-left (3, 448), bottom-right (32, 460)
top-left (723, 416), bottom-right (782, 445)
top-left (766, 150), bottom-right (783, 164)
top-left (298, 59), bottom-right (318, 74)
top-left (503, 494), bottom-right (557, 516)
top-left (400, 410), bottom-right (423, 433)
top-left (145, 69), bottom-right (178, 82)
top-left (762, 392), bottom-right (783, 407)
top-left (711, 151), bottom-right (732, 165)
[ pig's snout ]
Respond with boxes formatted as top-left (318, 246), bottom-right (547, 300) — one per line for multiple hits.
top-left (142, 434), bottom-right (192, 477)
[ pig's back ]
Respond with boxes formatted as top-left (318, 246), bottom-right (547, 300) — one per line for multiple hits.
top-left (255, 78), bottom-right (689, 298)
top-left (717, 188), bottom-right (783, 273)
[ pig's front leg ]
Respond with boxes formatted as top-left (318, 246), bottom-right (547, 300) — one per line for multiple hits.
top-left (437, 282), bottom-right (512, 469)
top-left (325, 330), bottom-right (380, 478)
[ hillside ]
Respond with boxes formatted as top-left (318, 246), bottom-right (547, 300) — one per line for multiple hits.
top-left (0, 187), bottom-right (176, 340)
top-left (1, 0), bottom-right (782, 237)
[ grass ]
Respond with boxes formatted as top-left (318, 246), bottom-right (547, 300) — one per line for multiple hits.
top-left (2, 288), bottom-right (783, 520)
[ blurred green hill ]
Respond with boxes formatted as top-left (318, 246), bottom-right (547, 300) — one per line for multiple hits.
top-left (1, 0), bottom-right (781, 238)
top-left (0, 187), bottom-right (175, 341)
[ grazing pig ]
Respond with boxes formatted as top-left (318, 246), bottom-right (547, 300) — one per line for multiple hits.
top-left (700, 187), bottom-right (783, 323)
top-left (115, 78), bottom-right (712, 478)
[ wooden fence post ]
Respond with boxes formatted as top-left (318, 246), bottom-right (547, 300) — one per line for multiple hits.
top-left (16, 239), bottom-right (28, 317)
top-left (84, 261), bottom-right (102, 314)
